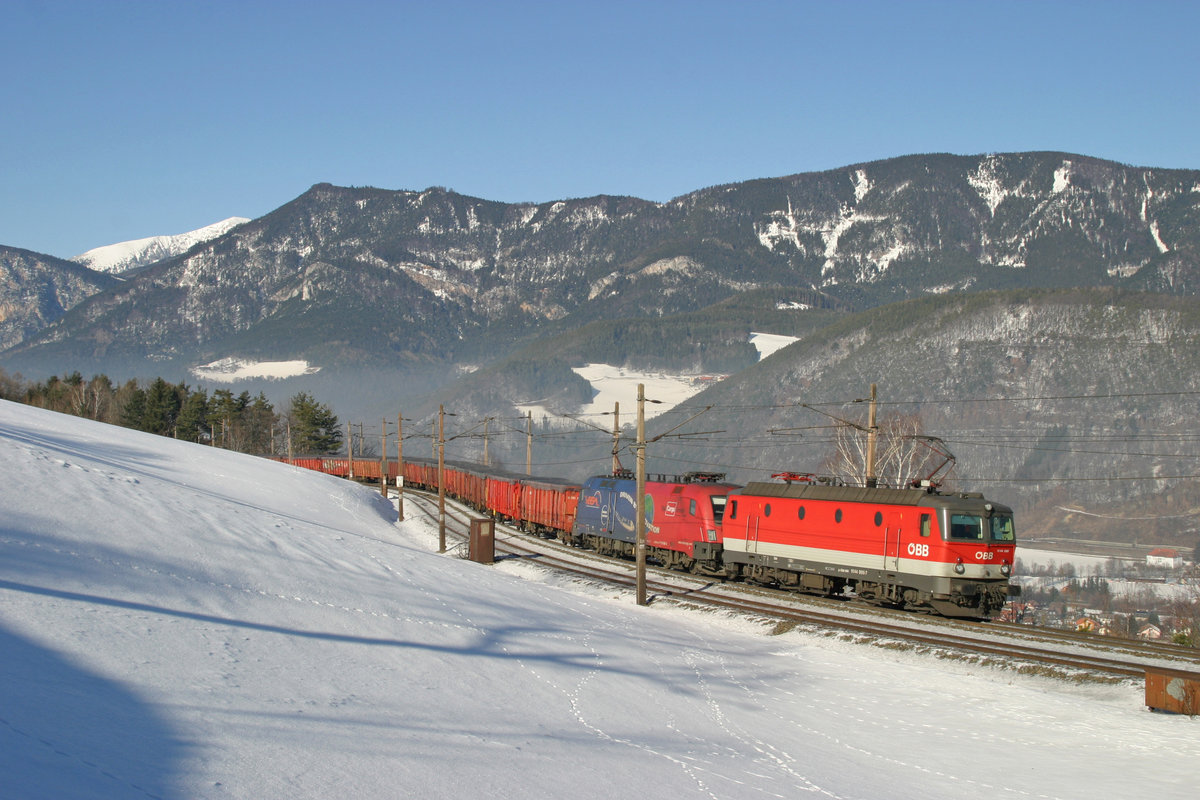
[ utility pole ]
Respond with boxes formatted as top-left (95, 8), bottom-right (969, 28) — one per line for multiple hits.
top-left (636, 384), bottom-right (647, 606)
top-left (611, 401), bottom-right (621, 474)
top-left (483, 417), bottom-right (491, 467)
top-left (525, 410), bottom-right (533, 475)
top-left (347, 422), bottom-right (355, 479)
top-left (438, 405), bottom-right (446, 553)
top-left (380, 417), bottom-right (388, 498)
top-left (396, 412), bottom-right (405, 522)
top-left (865, 383), bottom-right (878, 488)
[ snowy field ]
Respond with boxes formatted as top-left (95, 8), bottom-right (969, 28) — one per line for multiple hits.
top-left (1017, 547), bottom-right (1196, 603)
top-left (190, 357), bottom-right (319, 383)
top-left (519, 331), bottom-right (801, 423)
top-left (1, 399), bottom-right (1197, 799)
top-left (1017, 547), bottom-right (1136, 574)
top-left (747, 331), bottom-right (799, 359)
top-left (516, 363), bottom-right (711, 423)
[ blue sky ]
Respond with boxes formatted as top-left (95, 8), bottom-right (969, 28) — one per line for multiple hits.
top-left (4, 0), bottom-right (1198, 259)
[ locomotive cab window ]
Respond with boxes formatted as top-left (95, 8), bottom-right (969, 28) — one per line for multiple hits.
top-left (920, 513), bottom-right (931, 537)
top-left (711, 496), bottom-right (727, 522)
top-left (990, 514), bottom-right (1015, 542)
top-left (948, 513), bottom-right (984, 541)
top-left (689, 499), bottom-right (697, 516)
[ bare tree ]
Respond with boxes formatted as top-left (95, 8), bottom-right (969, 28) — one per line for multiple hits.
top-left (822, 411), bottom-right (951, 488)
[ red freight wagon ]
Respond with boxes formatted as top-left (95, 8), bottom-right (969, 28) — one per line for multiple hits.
top-left (320, 458), bottom-right (351, 478)
top-left (450, 465), bottom-right (489, 511)
top-left (486, 474), bottom-right (523, 522)
top-left (441, 463), bottom-right (465, 498)
top-left (401, 458), bottom-right (439, 491)
top-left (519, 478), bottom-right (581, 538)
top-left (352, 459), bottom-right (381, 480)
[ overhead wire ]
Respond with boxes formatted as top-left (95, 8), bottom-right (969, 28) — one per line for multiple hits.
top-left (362, 383), bottom-right (1200, 487)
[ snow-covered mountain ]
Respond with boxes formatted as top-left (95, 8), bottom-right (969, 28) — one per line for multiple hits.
top-left (9, 152), bottom-right (1200, 377)
top-left (71, 216), bottom-right (249, 274)
top-left (0, 245), bottom-right (120, 350)
top-left (1, 399), bottom-right (1193, 798)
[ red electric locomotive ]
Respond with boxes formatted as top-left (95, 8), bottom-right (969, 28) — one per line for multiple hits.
top-left (722, 474), bottom-right (1017, 618)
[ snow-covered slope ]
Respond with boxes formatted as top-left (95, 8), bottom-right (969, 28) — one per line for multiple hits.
top-left (71, 216), bottom-right (249, 274)
top-left (516, 334), bottom-right (801, 422)
top-left (0, 400), bottom-right (1195, 799)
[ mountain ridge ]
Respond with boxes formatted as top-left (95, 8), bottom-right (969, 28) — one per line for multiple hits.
top-left (5, 150), bottom-right (1198, 381)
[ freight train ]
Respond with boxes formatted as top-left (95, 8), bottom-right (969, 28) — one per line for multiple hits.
top-left (278, 456), bottom-right (1018, 619)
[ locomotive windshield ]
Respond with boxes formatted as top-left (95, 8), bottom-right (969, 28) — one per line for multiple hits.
top-left (946, 512), bottom-right (1016, 542)
top-left (990, 514), bottom-right (1015, 542)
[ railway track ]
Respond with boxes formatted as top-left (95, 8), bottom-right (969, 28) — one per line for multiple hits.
top-left (400, 488), bottom-right (1200, 685)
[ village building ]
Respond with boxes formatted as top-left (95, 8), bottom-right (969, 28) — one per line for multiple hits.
top-left (1137, 623), bottom-right (1163, 640)
top-left (1147, 547), bottom-right (1183, 569)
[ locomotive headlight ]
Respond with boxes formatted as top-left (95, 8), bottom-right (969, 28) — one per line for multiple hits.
top-left (1001, 561), bottom-right (1011, 577)
top-left (954, 558), bottom-right (966, 575)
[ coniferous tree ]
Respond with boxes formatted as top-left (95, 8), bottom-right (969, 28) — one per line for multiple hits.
top-left (288, 392), bottom-right (341, 455)
top-left (209, 389), bottom-right (251, 448)
top-left (244, 392), bottom-right (276, 455)
top-left (176, 389), bottom-right (210, 443)
top-left (119, 380), bottom-right (147, 430)
top-left (142, 378), bottom-right (183, 435)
